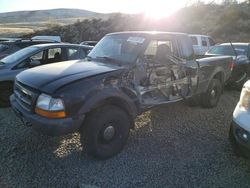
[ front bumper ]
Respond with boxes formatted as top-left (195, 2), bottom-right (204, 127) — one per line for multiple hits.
top-left (10, 94), bottom-right (85, 136)
top-left (230, 120), bottom-right (250, 151)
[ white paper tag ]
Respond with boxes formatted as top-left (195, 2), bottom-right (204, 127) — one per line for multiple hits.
top-left (127, 37), bottom-right (145, 44)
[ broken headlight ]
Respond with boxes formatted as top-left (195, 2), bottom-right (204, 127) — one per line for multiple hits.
top-left (238, 87), bottom-right (250, 111)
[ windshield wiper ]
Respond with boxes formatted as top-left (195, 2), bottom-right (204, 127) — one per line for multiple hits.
top-left (96, 56), bottom-right (115, 61)
top-left (95, 56), bottom-right (121, 65)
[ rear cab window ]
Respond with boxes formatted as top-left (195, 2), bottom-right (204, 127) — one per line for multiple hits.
top-left (177, 35), bottom-right (195, 60)
top-left (144, 39), bottom-right (176, 61)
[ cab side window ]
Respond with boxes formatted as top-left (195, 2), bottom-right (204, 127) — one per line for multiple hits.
top-left (67, 48), bottom-right (79, 60)
top-left (16, 50), bottom-right (44, 69)
top-left (208, 38), bottom-right (215, 46)
top-left (31, 51), bottom-right (43, 61)
top-left (47, 48), bottom-right (62, 63)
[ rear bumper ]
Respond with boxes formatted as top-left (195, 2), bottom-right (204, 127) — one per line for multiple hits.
top-left (227, 72), bottom-right (247, 86)
top-left (10, 94), bottom-right (85, 136)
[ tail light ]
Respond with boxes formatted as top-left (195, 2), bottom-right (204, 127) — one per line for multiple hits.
top-left (229, 60), bottom-right (236, 71)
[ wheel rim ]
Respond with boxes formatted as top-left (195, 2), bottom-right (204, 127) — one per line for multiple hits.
top-left (211, 89), bottom-right (216, 98)
top-left (98, 122), bottom-right (116, 144)
top-left (103, 125), bottom-right (115, 141)
top-left (210, 84), bottom-right (219, 104)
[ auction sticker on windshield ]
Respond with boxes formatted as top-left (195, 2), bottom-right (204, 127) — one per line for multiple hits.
top-left (127, 37), bottom-right (145, 44)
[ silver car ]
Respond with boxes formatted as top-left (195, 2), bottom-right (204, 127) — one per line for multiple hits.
top-left (0, 43), bottom-right (93, 107)
top-left (229, 79), bottom-right (250, 157)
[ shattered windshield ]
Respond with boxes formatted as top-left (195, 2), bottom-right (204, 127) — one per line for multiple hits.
top-left (88, 35), bottom-right (146, 64)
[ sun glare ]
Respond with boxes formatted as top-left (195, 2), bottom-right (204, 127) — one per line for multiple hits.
top-left (140, 1), bottom-right (182, 19)
top-left (94, 0), bottom-right (183, 20)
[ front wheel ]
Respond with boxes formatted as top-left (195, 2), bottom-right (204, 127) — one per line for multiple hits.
top-left (80, 105), bottom-right (131, 159)
top-left (200, 78), bottom-right (222, 108)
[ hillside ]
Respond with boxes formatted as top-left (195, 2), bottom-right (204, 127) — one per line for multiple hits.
top-left (0, 8), bottom-right (98, 23)
top-left (29, 2), bottom-right (250, 43)
top-left (1, 2), bottom-right (250, 42)
top-left (0, 8), bottom-right (105, 37)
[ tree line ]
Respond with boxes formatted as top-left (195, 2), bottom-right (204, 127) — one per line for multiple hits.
top-left (28, 1), bottom-right (250, 43)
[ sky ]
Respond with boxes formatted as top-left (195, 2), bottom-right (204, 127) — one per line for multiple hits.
top-left (0, 0), bottom-right (245, 18)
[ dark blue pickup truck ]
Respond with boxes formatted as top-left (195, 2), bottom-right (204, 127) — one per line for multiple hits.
top-left (10, 31), bottom-right (233, 159)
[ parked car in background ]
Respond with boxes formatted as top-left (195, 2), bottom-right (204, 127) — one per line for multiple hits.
top-left (0, 43), bottom-right (93, 107)
top-left (31, 35), bottom-right (61, 42)
top-left (205, 43), bottom-right (250, 89)
top-left (189, 34), bottom-right (215, 56)
top-left (0, 38), bottom-right (59, 59)
top-left (80, 41), bottom-right (98, 46)
top-left (10, 31), bottom-right (232, 159)
top-left (229, 79), bottom-right (250, 158)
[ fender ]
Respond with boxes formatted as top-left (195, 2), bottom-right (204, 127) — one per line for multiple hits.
top-left (198, 66), bottom-right (226, 94)
top-left (78, 86), bottom-right (139, 120)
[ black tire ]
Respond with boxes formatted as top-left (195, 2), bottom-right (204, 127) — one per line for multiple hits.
top-left (0, 83), bottom-right (13, 107)
top-left (80, 105), bottom-right (131, 159)
top-left (200, 78), bottom-right (222, 108)
top-left (185, 95), bottom-right (200, 107)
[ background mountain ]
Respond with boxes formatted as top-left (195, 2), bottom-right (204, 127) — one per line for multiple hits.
top-left (1, 2), bottom-right (250, 42)
top-left (0, 8), bottom-right (99, 23)
top-left (0, 8), bottom-right (106, 37)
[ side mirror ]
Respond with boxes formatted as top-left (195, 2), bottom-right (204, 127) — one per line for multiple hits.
top-left (29, 60), bottom-right (41, 67)
top-left (86, 50), bottom-right (91, 54)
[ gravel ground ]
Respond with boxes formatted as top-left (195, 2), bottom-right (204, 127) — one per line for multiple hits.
top-left (0, 90), bottom-right (250, 188)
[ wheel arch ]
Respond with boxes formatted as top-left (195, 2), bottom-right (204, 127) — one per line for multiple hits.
top-left (79, 88), bottom-right (139, 129)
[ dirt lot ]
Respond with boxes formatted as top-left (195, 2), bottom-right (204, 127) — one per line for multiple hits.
top-left (0, 90), bottom-right (250, 187)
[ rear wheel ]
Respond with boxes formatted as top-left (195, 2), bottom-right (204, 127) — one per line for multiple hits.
top-left (80, 105), bottom-right (131, 159)
top-left (200, 79), bottom-right (222, 108)
top-left (185, 94), bottom-right (200, 107)
top-left (0, 83), bottom-right (13, 107)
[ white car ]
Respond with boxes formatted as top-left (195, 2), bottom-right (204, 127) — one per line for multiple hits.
top-left (189, 34), bottom-right (215, 56)
top-left (229, 80), bottom-right (250, 157)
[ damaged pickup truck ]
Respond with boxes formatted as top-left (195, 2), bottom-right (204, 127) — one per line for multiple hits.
top-left (11, 31), bottom-right (233, 159)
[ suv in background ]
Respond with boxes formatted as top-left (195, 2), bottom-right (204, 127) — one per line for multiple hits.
top-left (189, 34), bottom-right (215, 56)
top-left (0, 38), bottom-right (59, 59)
top-left (80, 41), bottom-right (98, 46)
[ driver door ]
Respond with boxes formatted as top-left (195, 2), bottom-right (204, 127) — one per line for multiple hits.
top-left (135, 39), bottom-right (191, 106)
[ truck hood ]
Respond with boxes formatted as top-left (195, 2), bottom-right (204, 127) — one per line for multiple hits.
top-left (16, 60), bottom-right (122, 94)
